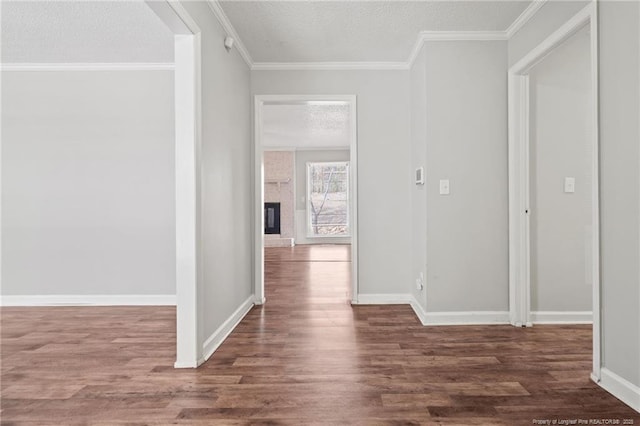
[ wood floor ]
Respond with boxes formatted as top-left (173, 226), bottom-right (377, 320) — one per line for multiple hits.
top-left (2, 244), bottom-right (638, 425)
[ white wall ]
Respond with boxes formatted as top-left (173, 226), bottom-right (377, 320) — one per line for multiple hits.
top-left (182, 2), bottom-right (253, 352)
top-left (422, 40), bottom-right (509, 313)
top-left (598, 0), bottom-right (640, 392)
top-left (294, 149), bottom-right (350, 245)
top-left (410, 45), bottom-right (428, 312)
top-left (529, 27), bottom-right (592, 313)
top-left (1, 70), bottom-right (175, 299)
top-left (252, 70), bottom-right (412, 296)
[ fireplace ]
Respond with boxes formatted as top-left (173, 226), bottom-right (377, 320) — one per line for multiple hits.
top-left (264, 202), bottom-right (281, 235)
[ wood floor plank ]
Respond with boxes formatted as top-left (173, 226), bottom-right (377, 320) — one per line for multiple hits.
top-left (2, 245), bottom-right (639, 425)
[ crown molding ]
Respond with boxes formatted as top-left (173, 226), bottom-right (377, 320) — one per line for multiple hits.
top-left (199, 0), bottom-right (542, 72)
top-left (419, 30), bottom-right (508, 41)
top-left (251, 61), bottom-right (409, 71)
top-left (406, 34), bottom-right (427, 68)
top-left (206, 0), bottom-right (254, 68)
top-left (506, 0), bottom-right (549, 38)
top-left (264, 145), bottom-right (350, 152)
top-left (5, 3), bottom-right (543, 73)
top-left (407, 30), bottom-right (508, 68)
top-left (0, 63), bottom-right (175, 72)
top-left (252, 31), bottom-right (508, 71)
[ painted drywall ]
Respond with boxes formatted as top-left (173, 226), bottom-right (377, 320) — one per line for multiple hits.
top-left (508, 1), bottom-right (590, 67)
top-left (294, 149), bottom-right (350, 245)
top-left (599, 1), bottom-right (640, 389)
top-left (1, 70), bottom-right (175, 297)
top-left (264, 151), bottom-right (295, 239)
top-left (252, 70), bottom-right (412, 296)
top-left (422, 40), bottom-right (509, 312)
top-left (410, 44), bottom-right (428, 311)
top-left (181, 2), bottom-right (253, 349)
top-left (529, 27), bottom-right (592, 313)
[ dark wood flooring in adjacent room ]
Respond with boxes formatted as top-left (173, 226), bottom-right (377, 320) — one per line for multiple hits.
top-left (1, 244), bottom-right (638, 425)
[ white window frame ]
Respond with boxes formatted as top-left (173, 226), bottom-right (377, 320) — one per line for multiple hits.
top-left (306, 161), bottom-right (350, 238)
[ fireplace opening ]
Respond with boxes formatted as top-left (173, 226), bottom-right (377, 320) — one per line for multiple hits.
top-left (264, 202), bottom-right (281, 235)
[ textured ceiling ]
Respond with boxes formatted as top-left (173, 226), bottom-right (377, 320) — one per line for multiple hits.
top-left (262, 103), bottom-right (351, 149)
top-left (219, 1), bottom-right (531, 63)
top-left (1, 1), bottom-right (174, 63)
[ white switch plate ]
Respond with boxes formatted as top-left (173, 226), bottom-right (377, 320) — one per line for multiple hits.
top-left (439, 179), bottom-right (450, 195)
top-left (564, 177), bottom-right (575, 193)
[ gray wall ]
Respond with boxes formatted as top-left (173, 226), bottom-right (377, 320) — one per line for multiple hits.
top-left (183, 1), bottom-right (253, 344)
top-left (294, 150), bottom-right (350, 245)
top-left (410, 45), bottom-right (428, 311)
top-left (1, 70), bottom-right (175, 297)
top-left (598, 0), bottom-right (640, 388)
top-left (252, 70), bottom-right (412, 296)
top-left (529, 27), bottom-right (592, 313)
top-left (422, 40), bottom-right (509, 312)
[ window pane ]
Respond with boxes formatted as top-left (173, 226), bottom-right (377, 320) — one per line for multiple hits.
top-left (308, 162), bottom-right (349, 236)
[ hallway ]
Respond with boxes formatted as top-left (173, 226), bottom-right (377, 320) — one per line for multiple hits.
top-left (1, 244), bottom-right (637, 424)
top-left (199, 244), bottom-right (636, 424)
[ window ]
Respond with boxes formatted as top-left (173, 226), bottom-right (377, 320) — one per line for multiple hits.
top-left (306, 162), bottom-right (350, 237)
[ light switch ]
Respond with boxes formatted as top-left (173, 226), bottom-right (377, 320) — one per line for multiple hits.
top-left (439, 179), bottom-right (450, 195)
top-left (564, 177), bottom-right (575, 193)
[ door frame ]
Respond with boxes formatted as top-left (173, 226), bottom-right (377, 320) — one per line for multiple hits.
top-left (253, 95), bottom-right (359, 304)
top-left (507, 2), bottom-right (601, 379)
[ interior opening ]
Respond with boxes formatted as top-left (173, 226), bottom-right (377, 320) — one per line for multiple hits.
top-left (258, 99), bottom-right (355, 305)
top-left (528, 25), bottom-right (593, 325)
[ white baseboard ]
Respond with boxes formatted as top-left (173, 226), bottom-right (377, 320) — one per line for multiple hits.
top-left (353, 293), bottom-right (413, 305)
top-left (355, 294), bottom-right (509, 327)
top-left (0, 294), bottom-right (176, 306)
top-left (422, 310), bottom-right (511, 326)
top-left (409, 295), bottom-right (428, 325)
top-left (174, 360), bottom-right (199, 369)
top-left (264, 237), bottom-right (295, 248)
top-left (200, 296), bottom-right (254, 364)
top-left (355, 294), bottom-right (429, 325)
top-left (530, 311), bottom-right (593, 324)
top-left (598, 368), bottom-right (640, 413)
top-left (0, 63), bottom-right (175, 71)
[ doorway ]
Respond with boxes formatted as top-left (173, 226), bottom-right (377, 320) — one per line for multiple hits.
top-left (507, 3), bottom-right (600, 379)
top-left (254, 96), bottom-right (358, 305)
top-left (529, 25), bottom-right (593, 325)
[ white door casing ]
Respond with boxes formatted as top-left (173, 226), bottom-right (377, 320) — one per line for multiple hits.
top-left (254, 95), bottom-right (359, 304)
top-left (507, 2), bottom-right (601, 379)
